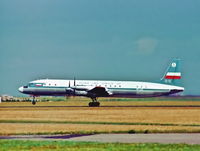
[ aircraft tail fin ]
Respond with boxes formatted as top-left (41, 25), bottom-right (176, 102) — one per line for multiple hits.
top-left (160, 58), bottom-right (182, 86)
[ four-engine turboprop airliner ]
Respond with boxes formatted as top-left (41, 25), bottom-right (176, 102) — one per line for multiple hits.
top-left (18, 59), bottom-right (184, 106)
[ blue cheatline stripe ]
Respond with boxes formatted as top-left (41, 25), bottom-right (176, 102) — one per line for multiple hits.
top-left (28, 86), bottom-right (169, 92)
top-left (29, 86), bottom-right (67, 89)
top-left (108, 89), bottom-right (168, 93)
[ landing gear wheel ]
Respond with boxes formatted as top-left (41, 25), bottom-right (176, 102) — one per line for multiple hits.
top-left (32, 100), bottom-right (36, 105)
top-left (95, 102), bottom-right (100, 106)
top-left (88, 102), bottom-right (100, 107)
top-left (89, 102), bottom-right (92, 107)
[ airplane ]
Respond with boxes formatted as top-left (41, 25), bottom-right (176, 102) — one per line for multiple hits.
top-left (18, 59), bottom-right (184, 107)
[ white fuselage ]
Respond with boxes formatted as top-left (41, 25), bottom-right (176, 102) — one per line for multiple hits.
top-left (19, 79), bottom-right (184, 98)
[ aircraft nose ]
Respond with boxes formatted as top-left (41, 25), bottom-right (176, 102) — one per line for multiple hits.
top-left (18, 87), bottom-right (23, 93)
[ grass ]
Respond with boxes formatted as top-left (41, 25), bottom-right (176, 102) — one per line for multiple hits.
top-left (1, 123), bottom-right (200, 135)
top-left (1, 119), bottom-right (200, 127)
top-left (0, 140), bottom-right (200, 151)
top-left (1, 98), bottom-right (200, 135)
top-left (1, 106), bottom-right (200, 125)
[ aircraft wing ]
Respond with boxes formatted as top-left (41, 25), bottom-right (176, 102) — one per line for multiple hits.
top-left (87, 86), bottom-right (111, 97)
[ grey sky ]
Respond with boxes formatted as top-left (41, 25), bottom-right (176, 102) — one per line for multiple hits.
top-left (1, 0), bottom-right (200, 96)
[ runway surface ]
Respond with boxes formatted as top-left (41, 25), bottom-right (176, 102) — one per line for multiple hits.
top-left (1, 134), bottom-right (200, 144)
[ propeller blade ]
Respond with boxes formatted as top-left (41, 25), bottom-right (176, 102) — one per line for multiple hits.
top-left (74, 77), bottom-right (76, 96)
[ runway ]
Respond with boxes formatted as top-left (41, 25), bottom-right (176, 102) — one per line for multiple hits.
top-left (1, 134), bottom-right (200, 144)
top-left (1, 105), bottom-right (200, 108)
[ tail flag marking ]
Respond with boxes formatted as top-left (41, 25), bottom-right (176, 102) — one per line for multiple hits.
top-left (165, 72), bottom-right (181, 79)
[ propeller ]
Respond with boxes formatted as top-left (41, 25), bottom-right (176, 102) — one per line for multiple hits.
top-left (66, 77), bottom-right (76, 97)
top-left (73, 77), bottom-right (76, 96)
top-left (65, 80), bottom-right (71, 99)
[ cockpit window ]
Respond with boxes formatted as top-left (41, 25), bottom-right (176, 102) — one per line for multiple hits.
top-left (28, 83), bottom-right (44, 87)
top-left (23, 86), bottom-right (28, 88)
top-left (28, 83), bottom-right (35, 87)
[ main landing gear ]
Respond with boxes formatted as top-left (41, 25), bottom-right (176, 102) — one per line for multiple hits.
top-left (88, 97), bottom-right (100, 107)
top-left (32, 96), bottom-right (36, 105)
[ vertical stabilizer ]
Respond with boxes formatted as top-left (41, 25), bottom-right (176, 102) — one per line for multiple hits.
top-left (160, 59), bottom-right (182, 86)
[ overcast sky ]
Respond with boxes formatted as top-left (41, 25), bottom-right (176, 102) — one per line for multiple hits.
top-left (1, 0), bottom-right (200, 96)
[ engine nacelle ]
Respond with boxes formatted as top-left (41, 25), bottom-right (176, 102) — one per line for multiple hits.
top-left (75, 90), bottom-right (88, 96)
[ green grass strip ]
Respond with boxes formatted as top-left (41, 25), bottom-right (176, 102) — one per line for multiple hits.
top-left (0, 140), bottom-right (200, 151)
top-left (1, 120), bottom-right (200, 127)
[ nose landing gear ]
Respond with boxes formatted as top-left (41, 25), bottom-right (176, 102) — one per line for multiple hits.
top-left (32, 96), bottom-right (36, 105)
